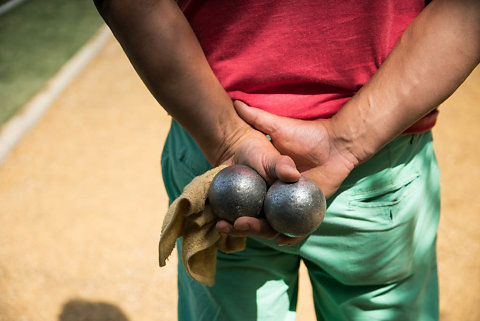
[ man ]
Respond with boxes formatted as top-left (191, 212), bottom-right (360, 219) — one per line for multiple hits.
top-left (94, 0), bottom-right (479, 320)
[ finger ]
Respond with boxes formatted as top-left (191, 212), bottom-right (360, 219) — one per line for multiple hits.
top-left (233, 217), bottom-right (279, 239)
top-left (234, 100), bottom-right (282, 138)
top-left (274, 234), bottom-right (307, 246)
top-left (260, 153), bottom-right (300, 184)
top-left (232, 138), bottom-right (300, 184)
top-left (274, 155), bottom-right (301, 183)
top-left (216, 220), bottom-right (234, 234)
top-left (216, 219), bottom-right (306, 244)
top-left (216, 219), bottom-right (277, 238)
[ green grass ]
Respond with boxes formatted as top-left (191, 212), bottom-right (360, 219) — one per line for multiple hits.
top-left (0, 0), bottom-right (104, 125)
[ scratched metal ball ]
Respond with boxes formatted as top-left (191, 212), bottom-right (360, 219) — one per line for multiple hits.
top-left (208, 165), bottom-right (267, 223)
top-left (264, 177), bottom-right (326, 237)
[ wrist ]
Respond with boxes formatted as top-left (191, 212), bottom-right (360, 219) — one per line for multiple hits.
top-left (326, 112), bottom-right (373, 168)
top-left (328, 87), bottom-right (400, 166)
top-left (192, 104), bottom-right (253, 167)
top-left (212, 118), bottom-right (252, 166)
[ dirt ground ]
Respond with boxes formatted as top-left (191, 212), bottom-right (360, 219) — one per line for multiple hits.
top-left (0, 35), bottom-right (478, 321)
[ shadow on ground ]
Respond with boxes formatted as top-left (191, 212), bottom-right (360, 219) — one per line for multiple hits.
top-left (58, 299), bottom-right (129, 321)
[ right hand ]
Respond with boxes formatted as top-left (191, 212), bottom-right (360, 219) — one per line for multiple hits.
top-left (210, 112), bottom-right (308, 245)
top-left (214, 121), bottom-right (300, 185)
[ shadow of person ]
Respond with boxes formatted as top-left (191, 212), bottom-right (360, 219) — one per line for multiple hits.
top-left (58, 299), bottom-right (130, 321)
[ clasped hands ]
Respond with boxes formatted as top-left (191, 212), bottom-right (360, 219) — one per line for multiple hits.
top-left (214, 100), bottom-right (359, 246)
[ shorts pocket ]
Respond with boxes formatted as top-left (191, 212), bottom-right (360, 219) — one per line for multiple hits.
top-left (313, 170), bottom-right (422, 286)
top-left (347, 172), bottom-right (420, 223)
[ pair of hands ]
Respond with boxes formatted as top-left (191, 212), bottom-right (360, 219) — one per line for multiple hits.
top-left (214, 101), bottom-right (358, 245)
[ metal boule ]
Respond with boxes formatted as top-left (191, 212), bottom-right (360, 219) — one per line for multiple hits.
top-left (264, 176), bottom-right (326, 237)
top-left (208, 165), bottom-right (267, 223)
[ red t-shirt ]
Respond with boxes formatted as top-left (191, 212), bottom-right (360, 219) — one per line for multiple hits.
top-left (179, 0), bottom-right (438, 133)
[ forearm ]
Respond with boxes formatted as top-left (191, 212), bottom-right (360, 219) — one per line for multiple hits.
top-left (94, 0), bottom-right (245, 165)
top-left (331, 0), bottom-right (480, 165)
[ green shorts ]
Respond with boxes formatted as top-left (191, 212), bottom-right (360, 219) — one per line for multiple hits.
top-left (161, 120), bottom-right (440, 321)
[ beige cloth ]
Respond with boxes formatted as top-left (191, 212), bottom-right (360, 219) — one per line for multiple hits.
top-left (158, 165), bottom-right (246, 286)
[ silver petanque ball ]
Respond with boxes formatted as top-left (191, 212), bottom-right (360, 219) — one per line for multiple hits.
top-left (264, 177), bottom-right (326, 237)
top-left (208, 165), bottom-right (267, 223)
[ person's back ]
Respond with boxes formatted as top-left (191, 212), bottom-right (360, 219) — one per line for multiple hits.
top-left (179, 0), bottom-right (437, 132)
top-left (94, 0), bottom-right (480, 319)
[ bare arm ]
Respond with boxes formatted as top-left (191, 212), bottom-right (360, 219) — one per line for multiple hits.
top-left (94, 0), bottom-right (234, 164)
top-left (333, 0), bottom-right (480, 165)
top-left (94, 0), bottom-right (300, 182)
top-left (96, 0), bottom-right (479, 245)
top-left (236, 0), bottom-right (480, 198)
top-left (230, 0), bottom-right (479, 245)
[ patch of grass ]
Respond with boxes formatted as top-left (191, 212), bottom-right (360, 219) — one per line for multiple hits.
top-left (0, 0), bottom-right (104, 125)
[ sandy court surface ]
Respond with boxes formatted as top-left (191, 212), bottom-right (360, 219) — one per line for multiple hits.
top-left (0, 34), bottom-right (479, 321)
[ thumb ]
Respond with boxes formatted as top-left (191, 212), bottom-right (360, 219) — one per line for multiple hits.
top-left (234, 100), bottom-right (284, 140)
top-left (239, 149), bottom-right (300, 184)
top-left (272, 155), bottom-right (301, 183)
top-left (233, 100), bottom-right (300, 182)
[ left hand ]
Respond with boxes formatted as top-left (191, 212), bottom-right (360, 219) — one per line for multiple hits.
top-left (216, 100), bottom-right (360, 246)
top-left (233, 100), bottom-right (358, 198)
